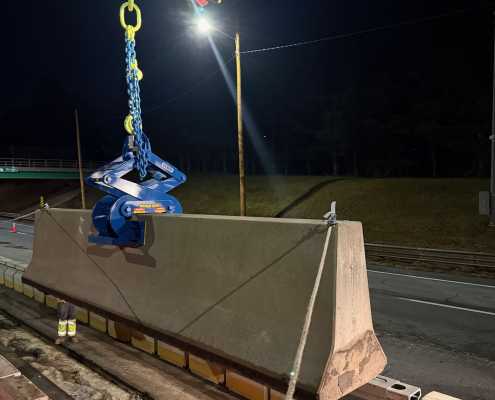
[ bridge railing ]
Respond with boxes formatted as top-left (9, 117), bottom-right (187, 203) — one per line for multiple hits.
top-left (0, 158), bottom-right (104, 170)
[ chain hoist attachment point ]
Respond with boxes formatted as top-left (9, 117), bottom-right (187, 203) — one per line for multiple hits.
top-left (131, 60), bottom-right (143, 80)
top-left (124, 115), bottom-right (143, 135)
top-left (124, 115), bottom-right (134, 135)
top-left (120, 2), bottom-right (142, 36)
top-left (323, 201), bottom-right (337, 226)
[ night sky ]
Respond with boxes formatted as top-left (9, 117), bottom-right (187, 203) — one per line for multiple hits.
top-left (2, 0), bottom-right (495, 177)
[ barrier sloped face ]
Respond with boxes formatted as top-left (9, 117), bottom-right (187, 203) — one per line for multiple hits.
top-left (23, 209), bottom-right (386, 398)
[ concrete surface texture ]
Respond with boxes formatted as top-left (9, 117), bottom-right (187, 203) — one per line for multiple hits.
top-left (23, 209), bottom-right (386, 397)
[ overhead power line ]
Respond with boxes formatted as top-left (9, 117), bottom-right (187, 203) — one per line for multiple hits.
top-left (241, 9), bottom-right (470, 55)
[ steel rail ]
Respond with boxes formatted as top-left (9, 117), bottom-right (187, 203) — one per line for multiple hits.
top-left (365, 244), bottom-right (495, 270)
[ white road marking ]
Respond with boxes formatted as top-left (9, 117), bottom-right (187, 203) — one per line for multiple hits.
top-left (396, 297), bottom-right (495, 317)
top-left (368, 269), bottom-right (495, 289)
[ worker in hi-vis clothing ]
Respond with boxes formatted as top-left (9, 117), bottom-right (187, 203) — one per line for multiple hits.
top-left (55, 300), bottom-right (79, 345)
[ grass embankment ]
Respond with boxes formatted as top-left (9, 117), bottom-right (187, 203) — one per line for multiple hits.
top-left (3, 176), bottom-right (493, 253)
top-left (63, 175), bottom-right (332, 217)
top-left (281, 178), bottom-right (493, 253)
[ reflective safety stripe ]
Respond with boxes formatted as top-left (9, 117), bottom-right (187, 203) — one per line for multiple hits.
top-left (68, 319), bottom-right (77, 337)
top-left (58, 320), bottom-right (68, 337)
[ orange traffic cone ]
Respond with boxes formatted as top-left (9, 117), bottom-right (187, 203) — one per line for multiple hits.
top-left (9, 223), bottom-right (17, 233)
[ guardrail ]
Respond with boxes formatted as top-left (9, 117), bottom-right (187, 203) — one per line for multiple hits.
top-left (365, 243), bottom-right (495, 271)
top-left (0, 158), bottom-right (104, 170)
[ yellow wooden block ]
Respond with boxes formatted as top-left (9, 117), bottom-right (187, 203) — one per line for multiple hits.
top-left (13, 271), bottom-right (23, 293)
top-left (4, 269), bottom-right (14, 289)
top-left (108, 320), bottom-right (132, 342)
top-left (226, 370), bottom-right (268, 400)
top-left (22, 283), bottom-right (34, 298)
top-left (34, 289), bottom-right (45, 304)
top-left (45, 295), bottom-right (58, 310)
top-left (189, 354), bottom-right (225, 385)
top-left (75, 307), bottom-right (88, 324)
top-left (270, 389), bottom-right (286, 400)
top-left (157, 341), bottom-right (186, 368)
top-left (131, 332), bottom-right (155, 354)
top-left (0, 265), bottom-right (6, 285)
top-left (89, 312), bottom-right (107, 333)
top-left (423, 392), bottom-right (461, 400)
top-left (108, 320), bottom-right (117, 339)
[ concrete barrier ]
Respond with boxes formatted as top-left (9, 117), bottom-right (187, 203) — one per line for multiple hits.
top-left (23, 208), bottom-right (386, 399)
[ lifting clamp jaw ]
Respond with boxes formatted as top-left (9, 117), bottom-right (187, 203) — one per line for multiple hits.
top-left (86, 138), bottom-right (186, 247)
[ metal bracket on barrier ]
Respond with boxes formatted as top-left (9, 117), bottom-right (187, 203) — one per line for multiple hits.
top-left (350, 375), bottom-right (421, 400)
top-left (323, 201), bottom-right (337, 226)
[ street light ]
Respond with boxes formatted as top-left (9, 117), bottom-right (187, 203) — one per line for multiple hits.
top-left (490, 11), bottom-right (495, 227)
top-left (196, 16), bottom-right (212, 34)
top-left (195, 17), bottom-right (246, 216)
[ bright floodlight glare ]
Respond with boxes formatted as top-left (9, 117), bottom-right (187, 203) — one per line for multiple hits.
top-left (196, 16), bottom-right (212, 34)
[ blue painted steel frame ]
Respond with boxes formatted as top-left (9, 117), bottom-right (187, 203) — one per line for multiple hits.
top-left (86, 139), bottom-right (186, 246)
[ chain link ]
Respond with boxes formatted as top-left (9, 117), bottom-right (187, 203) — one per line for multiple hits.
top-left (125, 38), bottom-right (150, 179)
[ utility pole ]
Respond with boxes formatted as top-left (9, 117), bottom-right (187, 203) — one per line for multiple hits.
top-left (235, 32), bottom-right (246, 216)
top-left (74, 109), bottom-right (87, 209)
top-left (491, 12), bottom-right (495, 226)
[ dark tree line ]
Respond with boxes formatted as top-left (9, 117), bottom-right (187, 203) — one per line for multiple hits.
top-left (266, 81), bottom-right (491, 178)
top-left (1, 73), bottom-right (491, 179)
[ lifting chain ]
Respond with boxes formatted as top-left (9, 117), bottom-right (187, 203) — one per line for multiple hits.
top-left (120, 1), bottom-right (149, 179)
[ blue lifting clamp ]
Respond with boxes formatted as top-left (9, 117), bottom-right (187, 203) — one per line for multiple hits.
top-left (86, 2), bottom-right (186, 247)
top-left (85, 140), bottom-right (186, 247)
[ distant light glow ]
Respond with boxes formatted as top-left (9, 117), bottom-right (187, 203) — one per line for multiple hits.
top-left (196, 16), bottom-right (212, 34)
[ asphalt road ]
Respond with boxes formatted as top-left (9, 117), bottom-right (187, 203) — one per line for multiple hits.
top-left (0, 219), bottom-right (494, 399)
top-left (0, 219), bottom-right (33, 263)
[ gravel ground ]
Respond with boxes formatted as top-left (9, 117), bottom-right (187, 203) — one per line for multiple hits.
top-left (0, 313), bottom-right (141, 400)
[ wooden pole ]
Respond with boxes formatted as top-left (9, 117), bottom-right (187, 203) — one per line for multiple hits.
top-left (74, 109), bottom-right (86, 209)
top-left (490, 12), bottom-right (495, 227)
top-left (235, 32), bottom-right (246, 216)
